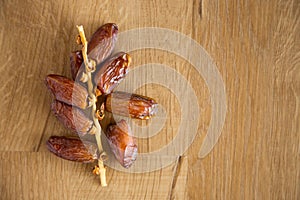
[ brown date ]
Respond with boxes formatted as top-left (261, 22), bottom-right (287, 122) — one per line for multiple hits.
top-left (70, 50), bottom-right (83, 80)
top-left (87, 23), bottom-right (118, 65)
top-left (51, 100), bottom-right (93, 136)
top-left (105, 91), bottom-right (158, 119)
top-left (71, 23), bottom-right (118, 80)
top-left (105, 120), bottom-right (137, 168)
top-left (94, 52), bottom-right (131, 94)
top-left (47, 136), bottom-right (98, 163)
top-left (45, 74), bottom-right (89, 109)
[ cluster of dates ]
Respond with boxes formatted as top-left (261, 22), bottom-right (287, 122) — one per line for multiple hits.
top-left (45, 23), bottom-right (158, 169)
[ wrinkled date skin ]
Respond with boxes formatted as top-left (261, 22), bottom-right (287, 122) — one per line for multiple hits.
top-left (87, 23), bottom-right (118, 65)
top-left (45, 74), bottom-right (89, 109)
top-left (51, 100), bottom-right (93, 136)
top-left (47, 136), bottom-right (98, 163)
top-left (71, 23), bottom-right (118, 80)
top-left (105, 120), bottom-right (137, 168)
top-left (105, 91), bottom-right (158, 119)
top-left (70, 50), bottom-right (83, 80)
top-left (94, 52), bottom-right (131, 94)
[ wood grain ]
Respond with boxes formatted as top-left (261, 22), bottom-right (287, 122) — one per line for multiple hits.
top-left (0, 152), bottom-right (187, 199)
top-left (0, 0), bottom-right (299, 199)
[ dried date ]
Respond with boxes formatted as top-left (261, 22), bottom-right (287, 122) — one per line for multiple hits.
top-left (45, 74), bottom-right (89, 109)
top-left (105, 91), bottom-right (158, 119)
top-left (47, 136), bottom-right (98, 163)
top-left (70, 50), bottom-right (83, 80)
top-left (87, 23), bottom-right (118, 65)
top-left (105, 120), bottom-right (137, 168)
top-left (51, 100), bottom-right (93, 136)
top-left (94, 52), bottom-right (131, 94)
top-left (71, 23), bottom-right (118, 80)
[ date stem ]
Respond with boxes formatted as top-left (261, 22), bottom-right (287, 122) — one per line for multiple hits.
top-left (76, 25), bottom-right (107, 187)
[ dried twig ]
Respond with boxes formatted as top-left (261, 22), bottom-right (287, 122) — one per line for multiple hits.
top-left (76, 25), bottom-right (107, 187)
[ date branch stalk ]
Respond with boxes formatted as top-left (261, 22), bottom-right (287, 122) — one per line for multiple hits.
top-left (76, 25), bottom-right (107, 187)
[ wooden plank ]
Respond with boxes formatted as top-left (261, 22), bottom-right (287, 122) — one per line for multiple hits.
top-left (184, 0), bottom-right (300, 199)
top-left (0, 152), bottom-right (69, 199)
top-left (0, 1), bottom-right (72, 151)
top-left (0, 152), bottom-right (187, 199)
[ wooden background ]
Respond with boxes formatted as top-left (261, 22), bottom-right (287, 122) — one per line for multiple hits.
top-left (0, 0), bottom-right (299, 199)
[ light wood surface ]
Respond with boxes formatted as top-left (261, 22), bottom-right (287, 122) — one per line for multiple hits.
top-left (0, 0), bottom-right (299, 199)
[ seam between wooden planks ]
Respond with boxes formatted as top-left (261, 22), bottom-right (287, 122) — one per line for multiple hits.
top-left (35, 110), bottom-right (51, 152)
top-left (168, 156), bottom-right (183, 200)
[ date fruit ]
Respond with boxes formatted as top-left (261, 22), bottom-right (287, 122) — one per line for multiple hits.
top-left (94, 52), bottom-right (131, 94)
top-left (87, 23), bottom-right (118, 65)
top-left (71, 23), bottom-right (118, 80)
top-left (70, 50), bottom-right (83, 80)
top-left (105, 91), bottom-right (158, 119)
top-left (105, 120), bottom-right (137, 168)
top-left (45, 74), bottom-right (89, 109)
top-left (47, 136), bottom-right (98, 163)
top-left (51, 100), bottom-right (93, 135)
